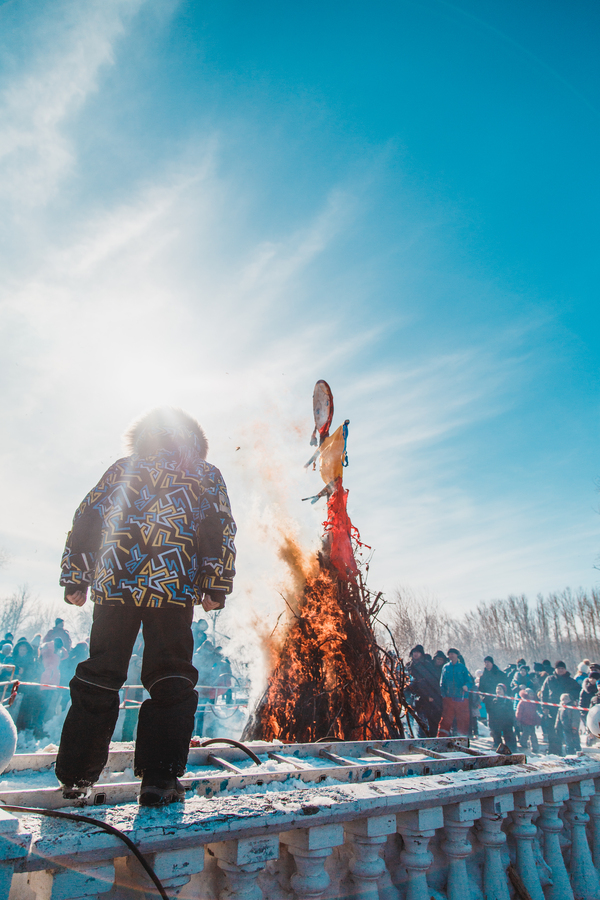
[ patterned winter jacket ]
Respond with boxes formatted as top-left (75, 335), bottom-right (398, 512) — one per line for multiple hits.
top-left (60, 450), bottom-right (236, 607)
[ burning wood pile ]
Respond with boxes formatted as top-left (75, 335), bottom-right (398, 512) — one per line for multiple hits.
top-left (243, 382), bottom-right (410, 743)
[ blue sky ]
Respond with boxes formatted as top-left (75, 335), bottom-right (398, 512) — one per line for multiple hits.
top-left (0, 0), bottom-right (598, 631)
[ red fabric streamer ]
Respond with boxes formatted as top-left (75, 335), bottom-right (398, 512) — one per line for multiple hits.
top-left (323, 478), bottom-right (369, 580)
top-left (7, 681), bottom-right (19, 707)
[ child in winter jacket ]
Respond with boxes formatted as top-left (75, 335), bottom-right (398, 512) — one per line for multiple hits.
top-left (558, 693), bottom-right (581, 755)
top-left (516, 688), bottom-right (542, 752)
top-left (488, 684), bottom-right (517, 753)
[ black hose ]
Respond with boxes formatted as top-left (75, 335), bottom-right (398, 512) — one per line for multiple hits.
top-left (0, 804), bottom-right (170, 900)
top-left (199, 738), bottom-right (262, 765)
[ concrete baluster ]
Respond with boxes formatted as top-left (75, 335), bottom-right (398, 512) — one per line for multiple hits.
top-left (209, 836), bottom-right (279, 900)
top-left (0, 808), bottom-right (31, 900)
top-left (344, 815), bottom-right (397, 900)
top-left (125, 846), bottom-right (205, 897)
top-left (587, 778), bottom-right (600, 871)
top-left (475, 794), bottom-right (513, 900)
top-left (28, 863), bottom-right (115, 900)
top-left (395, 806), bottom-right (444, 900)
top-left (508, 789), bottom-right (545, 900)
top-left (537, 783), bottom-right (574, 900)
top-left (564, 779), bottom-right (600, 900)
top-left (442, 799), bottom-right (481, 900)
top-left (280, 825), bottom-right (345, 900)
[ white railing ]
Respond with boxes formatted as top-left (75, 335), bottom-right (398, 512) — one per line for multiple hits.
top-left (1, 753), bottom-right (600, 899)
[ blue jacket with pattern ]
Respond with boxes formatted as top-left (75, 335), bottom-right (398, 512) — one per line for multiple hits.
top-left (60, 450), bottom-right (236, 607)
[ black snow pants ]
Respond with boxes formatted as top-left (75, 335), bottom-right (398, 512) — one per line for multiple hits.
top-left (55, 604), bottom-right (198, 787)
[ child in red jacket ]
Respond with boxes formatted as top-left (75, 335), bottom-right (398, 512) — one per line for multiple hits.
top-left (516, 688), bottom-right (542, 752)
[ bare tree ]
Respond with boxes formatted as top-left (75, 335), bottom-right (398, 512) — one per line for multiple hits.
top-left (0, 585), bottom-right (33, 639)
top-left (388, 586), bottom-right (600, 672)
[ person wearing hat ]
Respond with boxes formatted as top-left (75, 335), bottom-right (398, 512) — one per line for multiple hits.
top-left (478, 656), bottom-right (505, 725)
top-left (516, 688), bottom-right (542, 752)
top-left (575, 660), bottom-right (591, 687)
top-left (479, 656), bottom-right (505, 697)
top-left (557, 693), bottom-right (581, 755)
top-left (406, 645), bottom-right (443, 737)
top-left (510, 664), bottom-right (535, 696)
top-left (437, 649), bottom-right (474, 738)
top-left (432, 651), bottom-right (448, 683)
top-left (540, 661), bottom-right (580, 755)
top-left (487, 683), bottom-right (517, 753)
top-left (579, 665), bottom-right (600, 744)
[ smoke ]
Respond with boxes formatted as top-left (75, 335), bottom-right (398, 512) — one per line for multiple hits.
top-left (209, 404), bottom-right (325, 712)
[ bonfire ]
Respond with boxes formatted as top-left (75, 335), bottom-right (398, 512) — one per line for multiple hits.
top-left (242, 382), bottom-right (411, 743)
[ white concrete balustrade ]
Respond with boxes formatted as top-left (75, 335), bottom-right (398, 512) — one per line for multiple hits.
top-left (2, 754), bottom-right (600, 899)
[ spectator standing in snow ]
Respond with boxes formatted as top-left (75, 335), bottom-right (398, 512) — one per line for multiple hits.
top-left (511, 665), bottom-right (535, 696)
top-left (0, 643), bottom-right (13, 675)
top-left (9, 640), bottom-right (38, 726)
top-left (432, 651), bottom-right (448, 683)
top-left (191, 619), bottom-right (209, 651)
top-left (540, 661), bottom-right (580, 755)
top-left (487, 683), bottom-right (517, 753)
top-left (437, 648), bottom-right (474, 737)
top-left (558, 693), bottom-right (581, 755)
top-left (58, 643), bottom-right (89, 711)
top-left (406, 645), bottom-right (443, 737)
top-left (580, 665), bottom-right (600, 743)
top-left (575, 661), bottom-right (591, 686)
top-left (516, 688), bottom-right (542, 752)
top-left (478, 656), bottom-right (505, 722)
top-left (43, 619), bottom-right (72, 653)
top-left (55, 408), bottom-right (236, 806)
top-left (39, 638), bottom-right (67, 729)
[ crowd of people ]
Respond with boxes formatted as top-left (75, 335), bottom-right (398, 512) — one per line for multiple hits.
top-left (405, 644), bottom-right (597, 756)
top-left (0, 614), bottom-right (237, 745)
top-left (0, 618), bottom-right (89, 740)
top-left (119, 617), bottom-right (236, 742)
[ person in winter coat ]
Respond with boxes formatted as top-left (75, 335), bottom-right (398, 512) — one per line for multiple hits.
top-left (432, 651), bottom-right (448, 683)
top-left (488, 684), bottom-right (517, 753)
top-left (479, 656), bottom-right (505, 698)
top-left (0, 643), bottom-right (13, 676)
top-left (510, 665), bottom-right (535, 696)
top-left (579, 668), bottom-right (600, 718)
top-left (437, 649), bottom-right (474, 737)
top-left (516, 688), bottom-right (542, 752)
top-left (43, 619), bottom-right (72, 654)
top-left (10, 640), bottom-right (36, 680)
top-left (540, 662), bottom-right (580, 755)
top-left (39, 638), bottom-right (67, 729)
top-left (540, 660), bottom-right (553, 681)
top-left (575, 660), bottom-right (591, 687)
top-left (13, 640), bottom-right (44, 737)
top-left (55, 407), bottom-right (237, 806)
top-left (478, 656), bottom-right (505, 723)
top-left (557, 693), bottom-right (581, 755)
top-left (579, 666), bottom-right (600, 744)
top-left (58, 643), bottom-right (89, 711)
top-left (406, 645), bottom-right (443, 737)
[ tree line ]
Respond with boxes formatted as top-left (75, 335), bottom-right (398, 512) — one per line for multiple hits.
top-left (387, 586), bottom-right (600, 672)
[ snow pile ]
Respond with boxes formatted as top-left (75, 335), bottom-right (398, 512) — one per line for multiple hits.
top-left (0, 706), bottom-right (17, 774)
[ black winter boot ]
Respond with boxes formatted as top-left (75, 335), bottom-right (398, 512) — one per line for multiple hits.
top-left (139, 774), bottom-right (185, 807)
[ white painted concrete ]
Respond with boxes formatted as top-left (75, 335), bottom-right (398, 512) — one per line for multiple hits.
top-left (0, 753), bottom-right (599, 899)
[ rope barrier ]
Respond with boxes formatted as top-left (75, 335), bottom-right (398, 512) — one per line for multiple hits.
top-left (0, 680), bottom-right (249, 713)
top-left (470, 689), bottom-right (587, 713)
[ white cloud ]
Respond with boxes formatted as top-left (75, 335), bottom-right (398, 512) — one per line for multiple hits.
top-left (0, 0), bottom-right (146, 207)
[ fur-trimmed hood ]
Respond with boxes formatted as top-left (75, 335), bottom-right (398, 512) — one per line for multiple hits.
top-left (125, 408), bottom-right (208, 460)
